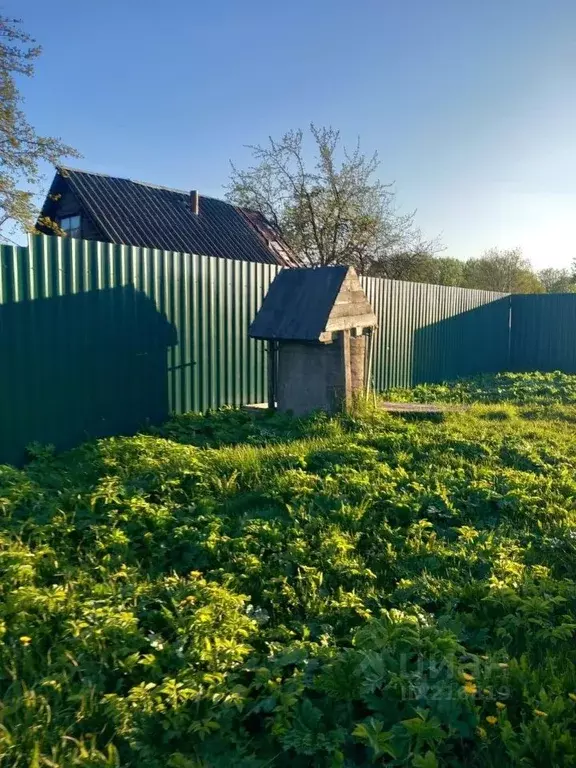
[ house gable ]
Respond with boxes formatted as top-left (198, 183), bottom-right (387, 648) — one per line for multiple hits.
top-left (38, 174), bottom-right (106, 242)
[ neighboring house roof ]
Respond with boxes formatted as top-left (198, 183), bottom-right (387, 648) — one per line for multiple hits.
top-left (38, 167), bottom-right (299, 267)
top-left (249, 266), bottom-right (377, 342)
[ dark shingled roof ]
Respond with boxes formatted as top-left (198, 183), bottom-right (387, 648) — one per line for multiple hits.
top-left (39, 167), bottom-right (299, 267)
top-left (249, 266), bottom-right (377, 342)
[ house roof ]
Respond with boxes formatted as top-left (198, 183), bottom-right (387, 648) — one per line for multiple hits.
top-left (249, 266), bottom-right (377, 342)
top-left (39, 167), bottom-right (299, 267)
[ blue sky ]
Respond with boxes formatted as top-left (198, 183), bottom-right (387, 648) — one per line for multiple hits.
top-left (13, 0), bottom-right (576, 268)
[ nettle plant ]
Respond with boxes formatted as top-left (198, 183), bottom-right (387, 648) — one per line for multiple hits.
top-left (1, 374), bottom-right (576, 765)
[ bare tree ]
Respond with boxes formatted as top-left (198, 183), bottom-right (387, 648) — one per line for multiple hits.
top-left (0, 16), bottom-right (79, 239)
top-left (227, 124), bottom-right (438, 272)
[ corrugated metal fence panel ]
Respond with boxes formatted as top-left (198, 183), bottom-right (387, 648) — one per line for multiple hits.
top-left (511, 294), bottom-right (576, 373)
top-left (0, 236), bottom-right (279, 465)
top-left (0, 232), bottom-right (555, 465)
top-left (360, 276), bottom-right (510, 389)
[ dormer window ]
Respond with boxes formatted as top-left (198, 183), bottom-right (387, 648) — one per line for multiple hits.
top-left (60, 214), bottom-right (81, 238)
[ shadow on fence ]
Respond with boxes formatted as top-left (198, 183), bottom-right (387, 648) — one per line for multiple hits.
top-left (511, 294), bottom-right (576, 374)
top-left (0, 286), bottom-right (176, 465)
top-left (413, 297), bottom-right (511, 384)
top-left (4, 234), bottom-right (576, 466)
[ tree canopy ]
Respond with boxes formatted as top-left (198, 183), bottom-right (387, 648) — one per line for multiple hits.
top-left (537, 267), bottom-right (576, 294)
top-left (371, 248), bottom-right (551, 294)
top-left (379, 253), bottom-right (465, 286)
top-left (227, 124), bottom-right (438, 273)
top-left (462, 248), bottom-right (544, 294)
top-left (0, 16), bottom-right (78, 238)
top-left (227, 126), bottom-right (573, 294)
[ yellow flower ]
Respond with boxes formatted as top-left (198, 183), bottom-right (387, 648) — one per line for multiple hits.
top-left (464, 683), bottom-right (477, 695)
top-left (482, 688), bottom-right (491, 695)
top-left (486, 716), bottom-right (498, 725)
top-left (569, 693), bottom-right (576, 703)
top-left (496, 702), bottom-right (506, 710)
top-left (462, 672), bottom-right (475, 682)
top-left (533, 710), bottom-right (547, 718)
top-left (19, 636), bottom-right (31, 646)
top-left (476, 726), bottom-right (487, 738)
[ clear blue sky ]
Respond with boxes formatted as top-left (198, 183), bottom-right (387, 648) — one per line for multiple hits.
top-left (13, 0), bottom-right (576, 268)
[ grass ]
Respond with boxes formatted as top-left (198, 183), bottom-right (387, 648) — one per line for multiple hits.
top-left (2, 374), bottom-right (576, 765)
top-left (384, 370), bottom-right (576, 406)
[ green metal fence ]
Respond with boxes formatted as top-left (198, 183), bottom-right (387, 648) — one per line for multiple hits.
top-left (360, 277), bottom-right (509, 389)
top-left (510, 294), bottom-right (576, 373)
top-left (0, 236), bottom-right (278, 464)
top-left (3, 235), bottom-right (575, 464)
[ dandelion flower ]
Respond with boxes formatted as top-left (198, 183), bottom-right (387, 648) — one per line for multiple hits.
top-left (464, 683), bottom-right (477, 695)
top-left (476, 726), bottom-right (487, 738)
top-left (486, 716), bottom-right (497, 725)
top-left (533, 709), bottom-right (547, 718)
top-left (569, 693), bottom-right (576, 703)
top-left (462, 672), bottom-right (475, 682)
top-left (19, 636), bottom-right (31, 646)
top-left (496, 702), bottom-right (506, 710)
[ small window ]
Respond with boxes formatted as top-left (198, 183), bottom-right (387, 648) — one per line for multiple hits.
top-left (60, 214), bottom-right (81, 238)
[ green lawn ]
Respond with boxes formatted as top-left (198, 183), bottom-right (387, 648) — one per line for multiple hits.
top-left (2, 373), bottom-right (576, 766)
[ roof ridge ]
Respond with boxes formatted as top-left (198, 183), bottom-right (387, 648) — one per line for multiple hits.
top-left (57, 165), bottom-right (224, 203)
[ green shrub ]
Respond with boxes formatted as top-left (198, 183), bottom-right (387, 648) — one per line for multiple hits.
top-left (1, 373), bottom-right (576, 765)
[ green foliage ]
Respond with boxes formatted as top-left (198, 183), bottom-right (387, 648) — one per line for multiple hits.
top-left (0, 16), bottom-right (79, 237)
top-left (3, 375), bottom-right (576, 764)
top-left (537, 268), bottom-right (576, 294)
top-left (376, 248), bottom-right (561, 294)
top-left (385, 371), bottom-right (576, 407)
top-left (376, 254), bottom-right (465, 287)
top-left (462, 248), bottom-right (544, 294)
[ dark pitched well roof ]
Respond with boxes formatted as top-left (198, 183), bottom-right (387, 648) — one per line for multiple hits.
top-left (249, 266), bottom-right (377, 342)
top-left (40, 167), bottom-right (299, 267)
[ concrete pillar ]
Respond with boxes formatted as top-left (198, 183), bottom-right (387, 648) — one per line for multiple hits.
top-left (349, 335), bottom-right (367, 396)
top-left (341, 329), bottom-right (352, 411)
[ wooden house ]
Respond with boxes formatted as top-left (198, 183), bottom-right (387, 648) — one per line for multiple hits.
top-left (37, 167), bottom-right (299, 267)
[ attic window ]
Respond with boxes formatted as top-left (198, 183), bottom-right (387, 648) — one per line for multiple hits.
top-left (60, 214), bottom-right (81, 238)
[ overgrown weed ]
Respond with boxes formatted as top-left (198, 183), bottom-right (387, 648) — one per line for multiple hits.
top-left (1, 375), bottom-right (576, 765)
